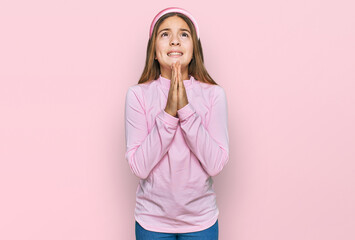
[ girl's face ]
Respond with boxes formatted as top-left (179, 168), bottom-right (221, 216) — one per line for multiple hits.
top-left (155, 16), bottom-right (193, 79)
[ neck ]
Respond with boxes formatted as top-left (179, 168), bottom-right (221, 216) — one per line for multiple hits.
top-left (160, 66), bottom-right (189, 80)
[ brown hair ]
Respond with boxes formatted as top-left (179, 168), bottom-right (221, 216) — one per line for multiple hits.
top-left (138, 12), bottom-right (218, 85)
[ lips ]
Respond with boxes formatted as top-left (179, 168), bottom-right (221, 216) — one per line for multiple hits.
top-left (167, 51), bottom-right (183, 56)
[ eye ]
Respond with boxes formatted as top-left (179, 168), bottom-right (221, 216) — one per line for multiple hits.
top-left (161, 32), bottom-right (168, 37)
top-left (182, 32), bottom-right (189, 37)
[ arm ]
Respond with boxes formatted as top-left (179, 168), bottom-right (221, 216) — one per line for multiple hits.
top-left (177, 86), bottom-right (229, 176)
top-left (124, 87), bottom-right (179, 180)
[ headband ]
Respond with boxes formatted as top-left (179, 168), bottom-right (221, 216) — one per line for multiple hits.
top-left (149, 7), bottom-right (200, 39)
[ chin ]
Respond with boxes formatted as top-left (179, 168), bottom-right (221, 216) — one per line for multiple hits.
top-left (171, 58), bottom-right (186, 64)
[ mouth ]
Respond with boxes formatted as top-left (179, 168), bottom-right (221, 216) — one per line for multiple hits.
top-left (167, 51), bottom-right (183, 57)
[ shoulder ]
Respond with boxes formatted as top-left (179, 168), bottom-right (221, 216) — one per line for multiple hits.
top-left (212, 85), bottom-right (227, 102)
top-left (131, 79), bottom-right (158, 93)
top-left (126, 84), bottom-right (140, 96)
top-left (213, 84), bottom-right (226, 95)
top-left (125, 84), bottom-right (144, 104)
top-left (194, 80), bottom-right (226, 98)
top-left (126, 80), bottom-right (158, 104)
top-left (127, 79), bottom-right (155, 93)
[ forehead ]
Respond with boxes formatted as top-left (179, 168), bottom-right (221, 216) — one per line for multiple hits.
top-left (157, 16), bottom-right (190, 31)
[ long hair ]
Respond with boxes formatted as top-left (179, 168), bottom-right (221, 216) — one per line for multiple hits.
top-left (138, 12), bottom-right (218, 85)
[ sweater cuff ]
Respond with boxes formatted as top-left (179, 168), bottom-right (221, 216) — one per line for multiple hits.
top-left (177, 103), bottom-right (196, 121)
top-left (158, 109), bottom-right (179, 126)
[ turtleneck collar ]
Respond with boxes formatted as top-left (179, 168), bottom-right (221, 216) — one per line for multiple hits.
top-left (157, 74), bottom-right (195, 89)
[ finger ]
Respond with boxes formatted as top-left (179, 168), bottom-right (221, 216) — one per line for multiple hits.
top-left (169, 69), bottom-right (174, 92)
top-left (171, 63), bottom-right (174, 81)
top-left (170, 65), bottom-right (175, 91)
top-left (177, 62), bottom-right (182, 108)
top-left (180, 67), bottom-right (184, 90)
top-left (172, 62), bottom-right (175, 79)
top-left (175, 63), bottom-right (178, 89)
top-left (178, 62), bottom-right (181, 88)
top-left (176, 62), bottom-right (180, 83)
top-left (174, 63), bottom-right (178, 91)
top-left (178, 62), bottom-right (182, 87)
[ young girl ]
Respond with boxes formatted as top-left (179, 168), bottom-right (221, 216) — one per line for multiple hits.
top-left (124, 7), bottom-right (229, 240)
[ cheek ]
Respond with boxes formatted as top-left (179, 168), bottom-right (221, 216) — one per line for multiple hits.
top-left (155, 46), bottom-right (166, 57)
top-left (187, 47), bottom-right (194, 58)
top-left (186, 42), bottom-right (193, 55)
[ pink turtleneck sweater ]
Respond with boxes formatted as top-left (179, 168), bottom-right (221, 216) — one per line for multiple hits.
top-left (124, 74), bottom-right (229, 233)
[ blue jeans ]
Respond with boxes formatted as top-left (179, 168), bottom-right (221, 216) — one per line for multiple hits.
top-left (135, 219), bottom-right (218, 240)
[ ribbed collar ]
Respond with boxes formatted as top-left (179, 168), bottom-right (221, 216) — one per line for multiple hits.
top-left (157, 74), bottom-right (195, 89)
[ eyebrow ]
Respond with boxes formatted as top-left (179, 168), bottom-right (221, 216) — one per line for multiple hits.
top-left (158, 28), bottom-right (191, 34)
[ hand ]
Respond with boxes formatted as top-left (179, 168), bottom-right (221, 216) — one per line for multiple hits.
top-left (176, 61), bottom-right (189, 111)
top-left (164, 62), bottom-right (179, 117)
top-left (164, 61), bottom-right (189, 117)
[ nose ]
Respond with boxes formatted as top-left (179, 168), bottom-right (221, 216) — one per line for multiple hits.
top-left (170, 35), bottom-right (180, 46)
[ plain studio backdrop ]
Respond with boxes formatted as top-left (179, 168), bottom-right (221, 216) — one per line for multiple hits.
top-left (0, 0), bottom-right (354, 239)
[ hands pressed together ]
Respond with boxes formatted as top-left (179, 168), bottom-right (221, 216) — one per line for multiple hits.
top-left (164, 61), bottom-right (189, 117)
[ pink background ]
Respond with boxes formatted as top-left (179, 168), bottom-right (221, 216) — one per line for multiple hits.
top-left (1, 0), bottom-right (354, 239)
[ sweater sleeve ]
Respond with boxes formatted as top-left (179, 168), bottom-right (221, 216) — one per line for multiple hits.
top-left (124, 86), bottom-right (179, 180)
top-left (177, 86), bottom-right (229, 176)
